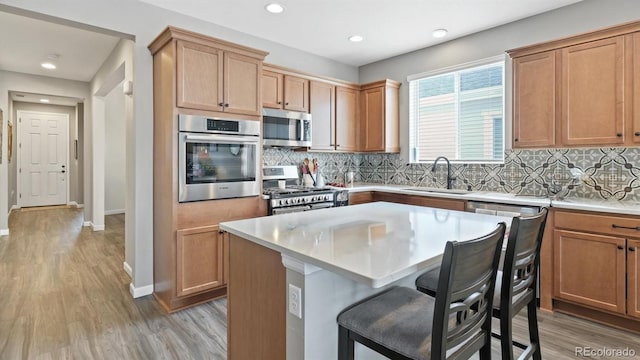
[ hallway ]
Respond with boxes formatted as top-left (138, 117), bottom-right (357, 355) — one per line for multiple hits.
top-left (0, 208), bottom-right (227, 359)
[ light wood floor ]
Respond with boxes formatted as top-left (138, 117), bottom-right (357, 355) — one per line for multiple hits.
top-left (1, 208), bottom-right (639, 359)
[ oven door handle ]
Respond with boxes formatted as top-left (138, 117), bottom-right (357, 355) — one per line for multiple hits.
top-left (184, 134), bottom-right (259, 144)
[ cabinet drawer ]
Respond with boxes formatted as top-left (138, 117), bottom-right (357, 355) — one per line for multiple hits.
top-left (349, 191), bottom-right (373, 205)
top-left (555, 210), bottom-right (640, 238)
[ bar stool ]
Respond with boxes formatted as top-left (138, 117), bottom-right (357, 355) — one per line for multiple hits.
top-left (337, 222), bottom-right (506, 360)
top-left (415, 208), bottom-right (548, 360)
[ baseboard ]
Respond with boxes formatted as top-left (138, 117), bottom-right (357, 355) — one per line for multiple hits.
top-left (92, 223), bottom-right (105, 231)
top-left (82, 221), bottom-right (91, 227)
top-left (129, 283), bottom-right (154, 298)
top-left (0, 229), bottom-right (9, 236)
top-left (68, 201), bottom-right (84, 209)
top-left (105, 209), bottom-right (125, 215)
top-left (123, 261), bottom-right (132, 278)
top-left (8, 205), bottom-right (20, 216)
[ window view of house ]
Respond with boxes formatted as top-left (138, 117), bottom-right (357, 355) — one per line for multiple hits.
top-left (410, 60), bottom-right (505, 163)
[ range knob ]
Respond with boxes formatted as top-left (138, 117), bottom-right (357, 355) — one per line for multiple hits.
top-left (325, 195), bottom-right (331, 201)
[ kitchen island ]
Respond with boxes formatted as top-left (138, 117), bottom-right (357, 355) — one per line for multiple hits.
top-left (220, 202), bottom-right (511, 360)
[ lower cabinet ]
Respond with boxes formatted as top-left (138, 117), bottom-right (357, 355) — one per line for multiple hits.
top-left (373, 192), bottom-right (466, 211)
top-left (176, 225), bottom-right (225, 297)
top-left (553, 210), bottom-right (640, 327)
top-left (348, 191), bottom-right (373, 205)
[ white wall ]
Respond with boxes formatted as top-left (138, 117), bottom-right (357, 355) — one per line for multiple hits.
top-left (104, 83), bottom-right (125, 215)
top-left (359, 0), bottom-right (640, 161)
top-left (0, 0), bottom-right (359, 296)
top-left (0, 70), bottom-right (90, 232)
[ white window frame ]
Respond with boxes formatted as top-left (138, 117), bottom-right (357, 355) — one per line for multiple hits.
top-left (407, 54), bottom-right (506, 164)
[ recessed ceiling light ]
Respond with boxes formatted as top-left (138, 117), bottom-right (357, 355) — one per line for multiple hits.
top-left (40, 99), bottom-right (50, 103)
top-left (348, 35), bottom-right (364, 43)
top-left (432, 29), bottom-right (448, 38)
top-left (265, 3), bottom-right (284, 13)
top-left (41, 62), bottom-right (57, 70)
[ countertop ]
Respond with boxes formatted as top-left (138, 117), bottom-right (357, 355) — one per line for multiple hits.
top-left (337, 183), bottom-right (640, 216)
top-left (220, 202), bottom-right (511, 288)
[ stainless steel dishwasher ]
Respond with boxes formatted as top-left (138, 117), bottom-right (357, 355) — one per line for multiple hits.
top-left (465, 200), bottom-right (542, 303)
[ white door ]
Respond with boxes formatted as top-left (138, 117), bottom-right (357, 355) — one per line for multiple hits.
top-left (18, 111), bottom-right (68, 207)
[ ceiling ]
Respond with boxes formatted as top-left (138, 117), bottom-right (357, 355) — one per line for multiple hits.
top-left (139, 0), bottom-right (583, 66)
top-left (0, 11), bottom-right (121, 82)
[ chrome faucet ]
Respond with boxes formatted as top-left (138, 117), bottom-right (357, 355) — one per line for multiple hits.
top-left (432, 156), bottom-right (456, 189)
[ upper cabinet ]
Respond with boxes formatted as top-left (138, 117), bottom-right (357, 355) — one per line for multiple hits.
top-left (508, 21), bottom-right (640, 148)
top-left (512, 51), bottom-right (558, 148)
top-left (335, 86), bottom-right (359, 152)
top-left (561, 37), bottom-right (625, 146)
top-left (309, 80), bottom-right (335, 151)
top-left (262, 71), bottom-right (309, 112)
top-left (359, 80), bottom-right (400, 153)
top-left (150, 26), bottom-right (268, 119)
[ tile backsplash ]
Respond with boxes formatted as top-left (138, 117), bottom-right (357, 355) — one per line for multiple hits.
top-left (263, 147), bottom-right (640, 202)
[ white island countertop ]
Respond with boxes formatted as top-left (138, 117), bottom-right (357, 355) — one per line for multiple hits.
top-left (220, 202), bottom-right (511, 288)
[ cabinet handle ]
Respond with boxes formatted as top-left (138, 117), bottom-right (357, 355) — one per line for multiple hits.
top-left (218, 102), bottom-right (224, 106)
top-left (514, 138), bottom-right (519, 142)
top-left (635, 132), bottom-right (640, 136)
top-left (278, 101), bottom-right (282, 104)
top-left (225, 103), bottom-right (230, 107)
top-left (285, 102), bottom-right (289, 105)
top-left (630, 247), bottom-right (636, 252)
top-left (617, 245), bottom-right (624, 250)
top-left (612, 224), bottom-right (640, 231)
top-left (616, 133), bottom-right (622, 137)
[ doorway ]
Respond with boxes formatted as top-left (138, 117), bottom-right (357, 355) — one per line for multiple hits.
top-left (16, 110), bottom-right (69, 207)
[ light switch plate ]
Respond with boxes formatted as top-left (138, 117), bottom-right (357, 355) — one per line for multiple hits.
top-left (288, 284), bottom-right (302, 319)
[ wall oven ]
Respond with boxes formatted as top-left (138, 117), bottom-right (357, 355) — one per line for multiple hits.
top-left (262, 108), bottom-right (312, 147)
top-left (178, 114), bottom-right (260, 202)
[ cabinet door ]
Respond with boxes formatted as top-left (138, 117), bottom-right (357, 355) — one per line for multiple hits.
top-left (554, 229), bottom-right (626, 314)
top-left (561, 37), bottom-right (625, 146)
top-left (262, 70), bottom-right (283, 109)
top-left (335, 86), bottom-right (358, 152)
top-left (512, 51), bottom-right (557, 148)
top-left (176, 40), bottom-right (224, 111)
top-left (628, 239), bottom-right (640, 319)
top-left (349, 192), bottom-right (373, 205)
top-left (284, 75), bottom-right (309, 112)
top-left (309, 81), bottom-right (335, 151)
top-left (360, 86), bottom-right (385, 152)
top-left (224, 52), bottom-right (262, 117)
top-left (633, 33), bottom-right (640, 144)
top-left (176, 225), bottom-right (224, 297)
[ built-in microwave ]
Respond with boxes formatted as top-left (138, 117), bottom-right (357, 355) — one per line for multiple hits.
top-left (262, 108), bottom-right (312, 147)
top-left (178, 114), bottom-right (260, 202)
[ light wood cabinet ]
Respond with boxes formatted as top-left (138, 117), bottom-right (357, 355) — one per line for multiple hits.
top-left (149, 26), bottom-right (268, 312)
top-left (309, 80), bottom-right (335, 151)
top-left (509, 22), bottom-right (640, 148)
top-left (512, 51), bottom-right (557, 148)
top-left (177, 41), bottom-right (262, 116)
top-left (335, 86), bottom-right (359, 152)
top-left (372, 192), bottom-right (465, 211)
top-left (553, 210), bottom-right (640, 325)
top-left (359, 80), bottom-right (400, 153)
top-left (349, 191), bottom-right (373, 205)
top-left (561, 37), bottom-right (625, 146)
top-left (262, 71), bottom-right (309, 112)
top-left (554, 229), bottom-right (626, 314)
top-left (633, 33), bottom-right (640, 144)
top-left (176, 225), bottom-right (224, 296)
top-left (628, 239), bottom-right (640, 319)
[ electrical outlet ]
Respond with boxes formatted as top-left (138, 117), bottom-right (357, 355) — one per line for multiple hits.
top-left (288, 284), bottom-right (302, 319)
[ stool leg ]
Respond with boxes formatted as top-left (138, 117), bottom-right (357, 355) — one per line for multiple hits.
top-left (500, 312), bottom-right (515, 360)
top-left (338, 326), bottom-right (355, 360)
top-left (527, 300), bottom-right (542, 360)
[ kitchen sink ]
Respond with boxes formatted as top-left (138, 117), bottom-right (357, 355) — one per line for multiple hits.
top-left (402, 187), bottom-right (472, 195)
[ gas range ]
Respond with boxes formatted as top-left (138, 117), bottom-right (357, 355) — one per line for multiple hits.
top-left (262, 166), bottom-right (348, 215)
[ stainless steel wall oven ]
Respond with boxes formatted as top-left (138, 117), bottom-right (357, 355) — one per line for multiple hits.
top-left (178, 114), bottom-right (260, 202)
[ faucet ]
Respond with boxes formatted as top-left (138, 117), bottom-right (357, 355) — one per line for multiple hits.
top-left (432, 156), bottom-right (456, 189)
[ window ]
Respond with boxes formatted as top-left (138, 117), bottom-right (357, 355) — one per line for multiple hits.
top-left (409, 56), bottom-right (505, 163)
